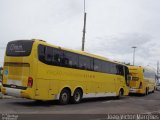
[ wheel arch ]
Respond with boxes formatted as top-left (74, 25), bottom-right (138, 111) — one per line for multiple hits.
top-left (119, 88), bottom-right (124, 95)
top-left (72, 86), bottom-right (83, 96)
top-left (60, 86), bottom-right (72, 97)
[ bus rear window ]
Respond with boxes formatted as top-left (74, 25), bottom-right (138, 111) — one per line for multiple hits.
top-left (6, 40), bottom-right (34, 56)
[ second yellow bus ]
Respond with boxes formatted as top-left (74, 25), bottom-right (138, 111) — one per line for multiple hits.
top-left (128, 66), bottom-right (156, 95)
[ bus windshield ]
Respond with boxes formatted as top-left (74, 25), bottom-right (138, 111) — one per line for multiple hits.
top-left (6, 40), bottom-right (34, 56)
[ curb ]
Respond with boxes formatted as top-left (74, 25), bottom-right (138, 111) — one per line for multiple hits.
top-left (0, 93), bottom-right (14, 99)
top-left (3, 95), bottom-right (14, 99)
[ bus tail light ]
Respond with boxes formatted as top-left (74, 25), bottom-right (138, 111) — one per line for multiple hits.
top-left (27, 77), bottom-right (33, 88)
top-left (139, 82), bottom-right (142, 89)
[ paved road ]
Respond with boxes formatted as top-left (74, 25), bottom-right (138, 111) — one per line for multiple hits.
top-left (0, 91), bottom-right (160, 120)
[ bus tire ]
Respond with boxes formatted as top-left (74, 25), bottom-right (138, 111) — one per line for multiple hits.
top-left (116, 89), bottom-right (123, 99)
top-left (71, 89), bottom-right (83, 104)
top-left (59, 89), bottom-right (70, 105)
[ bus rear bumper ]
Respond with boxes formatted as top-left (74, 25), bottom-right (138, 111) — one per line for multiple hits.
top-left (2, 87), bottom-right (32, 99)
top-left (2, 87), bottom-right (58, 100)
top-left (129, 88), bottom-right (144, 94)
top-left (2, 87), bottom-right (21, 97)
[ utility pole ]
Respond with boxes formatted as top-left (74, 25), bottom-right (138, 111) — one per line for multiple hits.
top-left (157, 61), bottom-right (159, 75)
top-left (157, 61), bottom-right (159, 82)
top-left (132, 46), bottom-right (137, 65)
top-left (82, 0), bottom-right (87, 51)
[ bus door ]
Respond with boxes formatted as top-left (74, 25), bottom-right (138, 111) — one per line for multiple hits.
top-left (116, 75), bottom-right (124, 90)
top-left (114, 65), bottom-right (126, 92)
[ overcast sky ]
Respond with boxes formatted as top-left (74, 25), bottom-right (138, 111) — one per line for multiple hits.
top-left (0, 0), bottom-right (160, 70)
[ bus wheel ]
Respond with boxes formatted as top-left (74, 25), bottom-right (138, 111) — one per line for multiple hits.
top-left (71, 89), bottom-right (83, 104)
top-left (59, 89), bottom-right (70, 105)
top-left (117, 89), bottom-right (123, 99)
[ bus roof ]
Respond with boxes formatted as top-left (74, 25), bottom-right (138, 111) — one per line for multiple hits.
top-left (128, 66), bottom-right (143, 70)
top-left (128, 65), bottom-right (156, 73)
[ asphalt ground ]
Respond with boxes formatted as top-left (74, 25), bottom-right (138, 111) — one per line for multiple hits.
top-left (0, 91), bottom-right (160, 120)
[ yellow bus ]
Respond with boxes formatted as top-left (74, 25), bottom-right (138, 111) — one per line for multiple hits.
top-left (128, 66), bottom-right (156, 95)
top-left (2, 39), bottom-right (130, 104)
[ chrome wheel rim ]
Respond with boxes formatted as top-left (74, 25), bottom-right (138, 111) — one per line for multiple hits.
top-left (62, 93), bottom-right (68, 102)
top-left (75, 92), bottom-right (80, 102)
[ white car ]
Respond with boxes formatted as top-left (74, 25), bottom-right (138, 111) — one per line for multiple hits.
top-left (156, 84), bottom-right (160, 91)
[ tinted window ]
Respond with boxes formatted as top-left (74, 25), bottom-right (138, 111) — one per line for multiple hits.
top-left (110, 63), bottom-right (117, 74)
top-left (38, 45), bottom-right (45, 63)
top-left (94, 59), bottom-right (118, 74)
top-left (38, 45), bottom-right (63, 65)
top-left (45, 47), bottom-right (53, 64)
top-left (6, 40), bottom-right (34, 56)
top-left (124, 66), bottom-right (129, 80)
top-left (52, 48), bottom-right (63, 66)
top-left (94, 59), bottom-right (102, 72)
top-left (102, 61), bottom-right (112, 73)
top-left (79, 55), bottom-right (92, 70)
top-left (62, 51), bottom-right (78, 68)
top-left (38, 45), bottom-right (126, 76)
top-left (116, 65), bottom-right (124, 75)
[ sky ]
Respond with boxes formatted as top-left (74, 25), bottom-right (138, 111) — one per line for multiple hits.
top-left (0, 0), bottom-right (160, 70)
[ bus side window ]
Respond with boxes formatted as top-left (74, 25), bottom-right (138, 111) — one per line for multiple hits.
top-left (61, 57), bottom-right (69, 67)
top-left (124, 66), bottom-right (129, 81)
top-left (45, 46), bottom-right (53, 65)
top-left (38, 45), bottom-right (46, 63)
top-left (116, 65), bottom-right (124, 76)
top-left (62, 51), bottom-right (78, 68)
top-left (79, 55), bottom-right (91, 70)
top-left (104, 62), bottom-right (111, 74)
top-left (53, 48), bottom-right (62, 66)
top-left (90, 58), bottom-right (94, 71)
top-left (110, 63), bottom-right (117, 74)
top-left (94, 59), bottom-right (101, 72)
